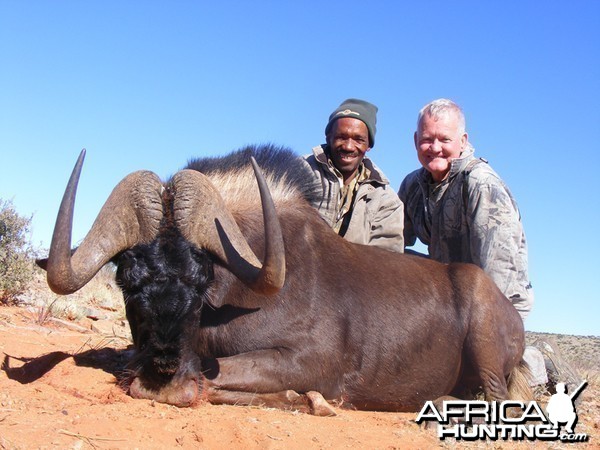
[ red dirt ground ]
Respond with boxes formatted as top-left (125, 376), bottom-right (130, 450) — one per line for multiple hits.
top-left (1, 306), bottom-right (598, 449)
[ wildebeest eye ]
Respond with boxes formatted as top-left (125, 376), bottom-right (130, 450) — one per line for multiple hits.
top-left (154, 275), bottom-right (168, 284)
top-left (116, 251), bottom-right (152, 290)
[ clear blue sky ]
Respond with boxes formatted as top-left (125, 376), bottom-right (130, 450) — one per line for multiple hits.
top-left (1, 2), bottom-right (598, 336)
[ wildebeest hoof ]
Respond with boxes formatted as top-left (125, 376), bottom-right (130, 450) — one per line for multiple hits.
top-left (284, 389), bottom-right (302, 402)
top-left (306, 391), bottom-right (337, 416)
top-left (420, 420), bottom-right (438, 431)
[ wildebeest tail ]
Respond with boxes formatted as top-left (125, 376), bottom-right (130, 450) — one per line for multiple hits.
top-left (507, 359), bottom-right (533, 401)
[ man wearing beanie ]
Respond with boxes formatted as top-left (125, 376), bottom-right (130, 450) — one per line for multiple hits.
top-left (302, 98), bottom-right (404, 252)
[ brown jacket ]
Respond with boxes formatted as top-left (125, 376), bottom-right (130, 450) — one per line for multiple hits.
top-left (302, 145), bottom-right (404, 253)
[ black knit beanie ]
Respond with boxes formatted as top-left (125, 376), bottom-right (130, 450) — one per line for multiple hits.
top-left (325, 98), bottom-right (378, 147)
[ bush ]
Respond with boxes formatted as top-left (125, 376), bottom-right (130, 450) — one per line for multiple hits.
top-left (0, 199), bottom-right (35, 303)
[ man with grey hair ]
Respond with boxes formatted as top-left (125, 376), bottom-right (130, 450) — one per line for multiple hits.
top-left (398, 99), bottom-right (586, 389)
top-left (399, 98), bottom-right (533, 319)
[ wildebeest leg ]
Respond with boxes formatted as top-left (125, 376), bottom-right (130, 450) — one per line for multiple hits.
top-left (457, 267), bottom-right (526, 403)
top-left (468, 318), bottom-right (526, 403)
top-left (465, 312), bottom-right (523, 402)
top-left (201, 350), bottom-right (337, 416)
top-left (459, 333), bottom-right (513, 402)
top-left (206, 388), bottom-right (336, 416)
top-left (480, 367), bottom-right (510, 401)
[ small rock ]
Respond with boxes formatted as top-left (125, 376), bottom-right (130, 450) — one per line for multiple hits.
top-left (90, 319), bottom-right (128, 337)
top-left (48, 318), bottom-right (91, 333)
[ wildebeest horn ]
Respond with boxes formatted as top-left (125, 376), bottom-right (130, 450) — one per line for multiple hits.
top-left (171, 157), bottom-right (285, 295)
top-left (41, 149), bottom-right (164, 295)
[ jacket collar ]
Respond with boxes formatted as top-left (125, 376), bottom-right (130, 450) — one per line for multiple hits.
top-left (448, 143), bottom-right (476, 177)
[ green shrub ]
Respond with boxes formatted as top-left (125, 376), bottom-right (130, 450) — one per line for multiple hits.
top-left (0, 198), bottom-right (35, 303)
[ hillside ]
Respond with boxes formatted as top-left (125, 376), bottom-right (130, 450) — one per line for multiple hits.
top-left (526, 331), bottom-right (600, 373)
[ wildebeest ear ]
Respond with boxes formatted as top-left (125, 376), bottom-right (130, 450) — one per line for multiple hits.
top-left (36, 247), bottom-right (78, 272)
top-left (35, 258), bottom-right (48, 271)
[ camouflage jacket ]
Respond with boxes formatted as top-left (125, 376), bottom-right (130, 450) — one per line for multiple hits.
top-left (398, 145), bottom-right (533, 320)
top-left (302, 145), bottom-right (404, 253)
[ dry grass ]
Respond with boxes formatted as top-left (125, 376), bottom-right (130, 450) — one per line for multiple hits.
top-left (526, 331), bottom-right (600, 374)
top-left (15, 263), bottom-right (125, 325)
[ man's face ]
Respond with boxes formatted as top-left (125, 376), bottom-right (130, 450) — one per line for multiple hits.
top-left (326, 117), bottom-right (370, 183)
top-left (414, 112), bottom-right (468, 182)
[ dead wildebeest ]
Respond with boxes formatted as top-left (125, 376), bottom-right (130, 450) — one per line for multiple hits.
top-left (37, 144), bottom-right (529, 415)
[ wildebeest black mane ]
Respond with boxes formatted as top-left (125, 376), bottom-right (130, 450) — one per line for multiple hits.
top-left (185, 144), bottom-right (321, 206)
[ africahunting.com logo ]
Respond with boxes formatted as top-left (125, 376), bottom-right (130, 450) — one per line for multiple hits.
top-left (416, 381), bottom-right (589, 443)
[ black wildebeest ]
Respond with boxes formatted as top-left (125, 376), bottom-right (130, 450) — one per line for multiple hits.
top-left (38, 145), bottom-right (529, 414)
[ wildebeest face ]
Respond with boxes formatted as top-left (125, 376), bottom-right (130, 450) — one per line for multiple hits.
top-left (37, 148), bottom-right (287, 407)
top-left (115, 230), bottom-right (213, 392)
